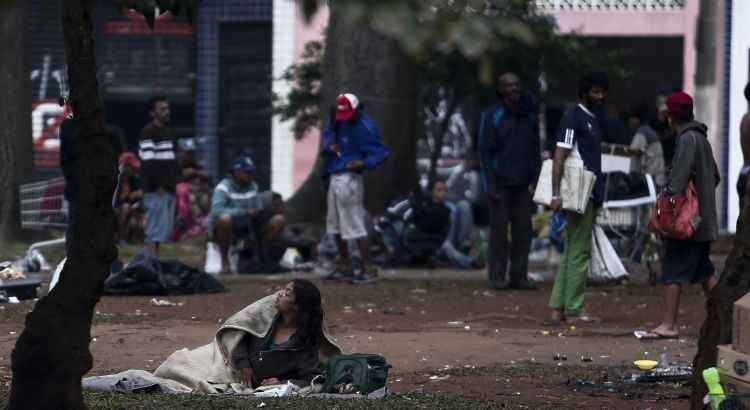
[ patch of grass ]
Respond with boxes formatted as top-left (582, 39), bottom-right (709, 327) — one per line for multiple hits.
top-left (0, 389), bottom-right (531, 410)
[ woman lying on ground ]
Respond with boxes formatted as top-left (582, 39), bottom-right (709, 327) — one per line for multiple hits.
top-left (153, 279), bottom-right (342, 393)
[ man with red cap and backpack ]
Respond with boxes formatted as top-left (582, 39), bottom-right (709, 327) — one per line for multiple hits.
top-left (639, 91), bottom-right (720, 339)
top-left (321, 93), bottom-right (390, 284)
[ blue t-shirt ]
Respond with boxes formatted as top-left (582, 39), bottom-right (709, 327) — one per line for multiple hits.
top-left (555, 104), bottom-right (603, 202)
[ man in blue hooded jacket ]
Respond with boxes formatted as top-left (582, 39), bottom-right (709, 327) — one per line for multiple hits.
top-left (478, 73), bottom-right (541, 290)
top-left (322, 93), bottom-right (390, 284)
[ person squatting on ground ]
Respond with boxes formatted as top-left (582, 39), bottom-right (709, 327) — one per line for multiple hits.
top-left (321, 93), bottom-right (390, 285)
top-left (547, 72), bottom-right (609, 324)
top-left (645, 92), bottom-right (720, 339)
top-left (138, 96), bottom-right (178, 257)
top-left (737, 82), bottom-right (750, 214)
top-left (209, 157), bottom-right (285, 275)
top-left (478, 72), bottom-right (540, 290)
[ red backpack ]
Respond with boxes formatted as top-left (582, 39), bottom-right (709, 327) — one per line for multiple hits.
top-left (648, 181), bottom-right (701, 240)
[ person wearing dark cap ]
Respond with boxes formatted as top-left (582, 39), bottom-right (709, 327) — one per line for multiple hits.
top-left (547, 72), bottom-right (608, 325)
top-left (642, 91), bottom-right (720, 339)
top-left (321, 93), bottom-right (390, 284)
top-left (209, 157), bottom-right (285, 274)
top-left (737, 82), bottom-right (750, 213)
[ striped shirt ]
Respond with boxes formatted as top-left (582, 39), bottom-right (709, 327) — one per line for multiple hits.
top-left (210, 178), bottom-right (262, 223)
top-left (138, 123), bottom-right (179, 192)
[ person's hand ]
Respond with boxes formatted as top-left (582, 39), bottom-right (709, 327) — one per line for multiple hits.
top-left (329, 144), bottom-right (340, 154)
top-left (346, 160), bottom-right (364, 171)
top-left (240, 368), bottom-right (253, 387)
top-left (550, 196), bottom-right (563, 212)
top-left (261, 378), bottom-right (281, 386)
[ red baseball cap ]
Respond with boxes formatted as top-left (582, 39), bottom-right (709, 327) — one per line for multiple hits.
top-left (335, 93), bottom-right (359, 121)
top-left (119, 152), bottom-right (140, 169)
top-left (666, 91), bottom-right (693, 116)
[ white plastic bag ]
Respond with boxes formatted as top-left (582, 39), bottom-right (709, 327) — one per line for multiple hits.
top-left (589, 225), bottom-right (628, 284)
top-left (204, 242), bottom-right (222, 275)
top-left (48, 257), bottom-right (67, 292)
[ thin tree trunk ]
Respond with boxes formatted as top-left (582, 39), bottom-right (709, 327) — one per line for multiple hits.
top-left (0, 0), bottom-right (33, 242)
top-left (690, 178), bottom-right (750, 409)
top-left (7, 0), bottom-right (117, 408)
top-left (285, 2), bottom-right (418, 222)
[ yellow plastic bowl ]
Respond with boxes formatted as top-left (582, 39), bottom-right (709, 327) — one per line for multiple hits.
top-left (634, 360), bottom-right (658, 371)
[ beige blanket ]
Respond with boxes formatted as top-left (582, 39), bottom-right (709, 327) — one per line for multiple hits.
top-left (153, 292), bottom-right (343, 393)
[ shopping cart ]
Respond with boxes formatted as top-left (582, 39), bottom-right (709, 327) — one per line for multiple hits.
top-left (596, 173), bottom-right (662, 285)
top-left (19, 177), bottom-right (68, 257)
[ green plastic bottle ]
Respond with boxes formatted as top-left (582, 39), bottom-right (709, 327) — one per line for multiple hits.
top-left (703, 367), bottom-right (725, 410)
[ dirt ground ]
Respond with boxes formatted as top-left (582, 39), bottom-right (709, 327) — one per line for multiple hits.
top-left (0, 257), bottom-right (718, 410)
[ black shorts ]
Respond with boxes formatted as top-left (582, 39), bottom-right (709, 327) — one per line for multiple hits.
top-left (661, 240), bottom-right (714, 285)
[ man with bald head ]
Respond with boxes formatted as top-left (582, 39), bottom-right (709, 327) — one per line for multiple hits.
top-left (478, 72), bottom-right (541, 290)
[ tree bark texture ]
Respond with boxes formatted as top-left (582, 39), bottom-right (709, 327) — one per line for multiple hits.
top-left (285, 3), bottom-right (418, 223)
top-left (7, 0), bottom-right (118, 409)
top-left (0, 0), bottom-right (33, 242)
top-left (690, 179), bottom-right (750, 409)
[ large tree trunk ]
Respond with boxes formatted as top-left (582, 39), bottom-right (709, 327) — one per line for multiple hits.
top-left (690, 181), bottom-right (750, 409)
top-left (7, 0), bottom-right (117, 409)
top-left (285, 3), bottom-right (418, 223)
top-left (0, 0), bottom-right (33, 242)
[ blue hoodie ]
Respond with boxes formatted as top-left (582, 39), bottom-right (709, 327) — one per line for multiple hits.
top-left (321, 112), bottom-right (390, 175)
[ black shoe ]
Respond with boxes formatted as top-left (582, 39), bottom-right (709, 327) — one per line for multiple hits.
top-left (509, 280), bottom-right (537, 290)
top-left (351, 266), bottom-right (378, 284)
top-left (323, 265), bottom-right (353, 281)
top-left (488, 281), bottom-right (510, 290)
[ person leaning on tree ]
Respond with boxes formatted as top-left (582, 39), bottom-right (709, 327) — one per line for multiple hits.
top-left (547, 72), bottom-right (609, 325)
top-left (321, 93), bottom-right (390, 285)
top-left (478, 72), bottom-right (540, 290)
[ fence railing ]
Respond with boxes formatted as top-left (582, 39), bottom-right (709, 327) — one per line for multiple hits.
top-left (535, 0), bottom-right (686, 11)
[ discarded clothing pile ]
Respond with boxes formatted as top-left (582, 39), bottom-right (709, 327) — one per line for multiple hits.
top-left (104, 252), bottom-right (225, 296)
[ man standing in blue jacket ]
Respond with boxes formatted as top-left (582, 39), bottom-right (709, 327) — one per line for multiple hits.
top-left (478, 73), bottom-right (541, 290)
top-left (322, 93), bottom-right (390, 284)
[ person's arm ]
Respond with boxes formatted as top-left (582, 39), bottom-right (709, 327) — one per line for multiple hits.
top-left (210, 184), bottom-right (246, 220)
top-left (550, 111), bottom-right (576, 211)
top-left (477, 110), bottom-right (496, 196)
top-left (665, 133), bottom-right (697, 196)
top-left (358, 121), bottom-right (390, 171)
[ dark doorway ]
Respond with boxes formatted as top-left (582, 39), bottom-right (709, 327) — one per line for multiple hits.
top-left (218, 23), bottom-right (273, 190)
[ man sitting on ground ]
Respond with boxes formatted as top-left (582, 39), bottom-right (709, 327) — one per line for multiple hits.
top-left (209, 157), bottom-right (285, 274)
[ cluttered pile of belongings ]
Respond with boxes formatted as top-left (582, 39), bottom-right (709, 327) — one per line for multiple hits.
top-left (103, 252), bottom-right (225, 296)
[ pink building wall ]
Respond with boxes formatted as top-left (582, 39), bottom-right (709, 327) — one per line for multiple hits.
top-left (548, 0), bottom-right (700, 95)
top-left (292, 4), bottom-right (328, 191)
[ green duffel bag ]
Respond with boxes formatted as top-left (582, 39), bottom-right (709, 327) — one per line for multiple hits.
top-left (322, 354), bottom-right (392, 395)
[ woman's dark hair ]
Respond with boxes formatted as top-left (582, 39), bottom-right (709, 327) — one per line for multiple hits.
top-left (293, 279), bottom-right (324, 348)
top-left (745, 82), bottom-right (750, 103)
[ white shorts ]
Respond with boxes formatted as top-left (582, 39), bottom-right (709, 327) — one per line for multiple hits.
top-left (326, 173), bottom-right (367, 240)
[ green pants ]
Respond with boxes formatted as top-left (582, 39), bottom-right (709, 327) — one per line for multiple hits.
top-left (549, 203), bottom-right (596, 315)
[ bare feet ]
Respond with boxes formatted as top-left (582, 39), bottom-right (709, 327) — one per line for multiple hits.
top-left (649, 324), bottom-right (679, 338)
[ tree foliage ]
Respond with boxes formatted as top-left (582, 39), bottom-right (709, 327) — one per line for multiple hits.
top-left (274, 40), bottom-right (323, 140)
